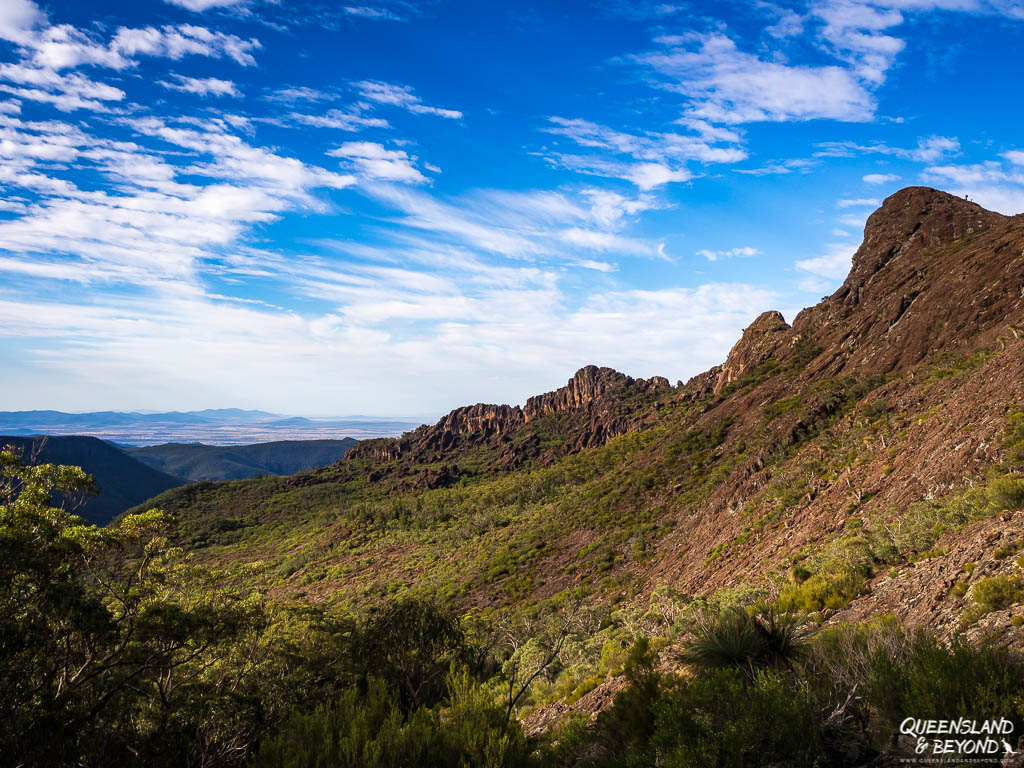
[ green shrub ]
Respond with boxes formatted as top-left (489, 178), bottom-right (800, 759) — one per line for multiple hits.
top-left (994, 542), bottom-right (1022, 559)
top-left (679, 609), bottom-right (808, 679)
top-left (649, 668), bottom-right (826, 767)
top-left (762, 395), bottom-right (802, 422)
top-left (255, 675), bottom-right (532, 768)
top-left (988, 475), bottom-right (1024, 511)
top-left (971, 575), bottom-right (1023, 614)
top-left (775, 571), bottom-right (867, 613)
top-left (807, 620), bottom-right (1024, 753)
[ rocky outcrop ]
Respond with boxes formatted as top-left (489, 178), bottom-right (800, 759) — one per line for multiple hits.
top-left (525, 366), bottom-right (633, 419)
top-left (345, 366), bottom-right (673, 471)
top-left (712, 311), bottom-right (793, 395)
top-left (791, 187), bottom-right (1024, 376)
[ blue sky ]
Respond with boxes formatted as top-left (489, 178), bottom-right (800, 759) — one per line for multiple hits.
top-left (1, 0), bottom-right (1023, 416)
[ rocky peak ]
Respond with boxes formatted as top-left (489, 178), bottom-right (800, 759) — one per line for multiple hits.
top-left (713, 311), bottom-right (792, 394)
top-left (524, 366), bottom-right (633, 420)
top-left (789, 187), bottom-right (1023, 376)
top-left (345, 365), bottom-right (672, 471)
top-left (838, 187), bottom-right (1005, 307)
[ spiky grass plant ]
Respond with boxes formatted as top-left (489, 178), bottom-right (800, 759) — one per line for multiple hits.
top-left (679, 607), bottom-right (808, 680)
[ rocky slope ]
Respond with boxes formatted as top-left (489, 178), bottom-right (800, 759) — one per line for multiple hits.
top-left (347, 365), bottom-right (671, 481)
top-left (141, 187), bottom-right (1024, 648)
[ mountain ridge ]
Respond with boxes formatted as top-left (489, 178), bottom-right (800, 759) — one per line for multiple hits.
top-left (1, 435), bottom-right (184, 525)
top-left (126, 438), bottom-right (358, 482)
top-left (137, 187), bottom-right (1024, 651)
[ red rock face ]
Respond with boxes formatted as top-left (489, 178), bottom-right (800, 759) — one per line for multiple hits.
top-left (713, 311), bottom-right (792, 395)
top-left (345, 365), bottom-right (671, 474)
top-left (523, 366), bottom-right (633, 420)
top-left (792, 186), bottom-right (1023, 377)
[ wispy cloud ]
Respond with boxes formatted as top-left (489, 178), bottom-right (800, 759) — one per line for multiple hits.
top-left (163, 0), bottom-right (248, 11)
top-left (328, 141), bottom-right (429, 183)
top-left (795, 243), bottom-right (856, 292)
top-left (637, 32), bottom-right (876, 124)
top-left (342, 6), bottom-right (406, 21)
top-left (862, 172), bottom-right (900, 184)
top-left (541, 116), bottom-right (744, 189)
top-left (696, 246), bottom-right (759, 262)
top-left (816, 135), bottom-right (960, 162)
top-left (353, 80), bottom-right (462, 119)
top-left (158, 72), bottom-right (240, 97)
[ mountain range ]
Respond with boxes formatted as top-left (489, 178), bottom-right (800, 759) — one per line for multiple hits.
top-left (0, 409), bottom-right (421, 446)
top-left (139, 187), bottom-right (1024, 661)
top-left (1, 436), bottom-right (182, 525)
top-left (1, 435), bottom-right (359, 523)
top-left (12, 186), bottom-right (1024, 762)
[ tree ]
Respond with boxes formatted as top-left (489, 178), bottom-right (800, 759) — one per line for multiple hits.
top-left (0, 445), bottom-right (270, 767)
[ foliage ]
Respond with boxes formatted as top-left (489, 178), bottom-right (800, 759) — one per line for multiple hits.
top-left (254, 673), bottom-right (532, 768)
top-left (678, 608), bottom-right (808, 679)
top-left (806, 618), bottom-right (1024, 752)
top-left (553, 619), bottom-right (1024, 765)
top-left (350, 597), bottom-right (472, 712)
top-left (775, 571), bottom-right (867, 613)
top-left (0, 446), bottom-right (271, 766)
top-left (969, 575), bottom-right (1024, 617)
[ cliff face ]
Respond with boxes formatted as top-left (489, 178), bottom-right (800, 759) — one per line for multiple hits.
top-left (793, 186), bottom-right (1021, 375)
top-left (712, 311), bottom-right (793, 395)
top-left (345, 365), bottom-right (672, 480)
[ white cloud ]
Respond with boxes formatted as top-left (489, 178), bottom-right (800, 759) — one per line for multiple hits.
top-left (734, 158), bottom-right (817, 176)
top-left (0, 0), bottom-right (45, 45)
top-left (697, 246), bottom-right (759, 261)
top-left (544, 115), bottom-right (745, 189)
top-left (342, 6), bottom-right (406, 20)
top-left (1001, 150), bottom-right (1024, 165)
top-left (158, 73), bottom-right (240, 97)
top-left (628, 162), bottom-right (692, 189)
top-left (546, 116), bottom-right (747, 165)
top-left (837, 197), bottom-right (880, 207)
top-left (544, 152), bottom-right (694, 190)
top-left (862, 172), bottom-right (900, 184)
top-left (812, 0), bottom-right (905, 84)
top-left (795, 242), bottom-right (855, 291)
top-left (289, 109), bottom-right (389, 132)
top-left (353, 80), bottom-right (462, 119)
top-left (558, 228), bottom-right (657, 256)
top-left (328, 141), bottom-right (428, 183)
top-left (766, 8), bottom-right (804, 38)
top-left (920, 160), bottom-right (1024, 213)
top-left (111, 25), bottom-right (260, 68)
top-left (163, 0), bottom-right (248, 10)
top-left (638, 32), bottom-right (876, 124)
top-left (816, 135), bottom-right (960, 162)
top-left (575, 259), bottom-right (618, 272)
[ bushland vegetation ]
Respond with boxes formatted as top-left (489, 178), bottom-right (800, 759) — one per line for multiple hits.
top-left (4, 446), bottom-right (1023, 766)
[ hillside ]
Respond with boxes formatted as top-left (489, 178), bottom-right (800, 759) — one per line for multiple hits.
top-left (1, 435), bottom-right (183, 525)
top-left (125, 438), bottom-right (357, 482)
top-left (140, 187), bottom-right (1024, 640)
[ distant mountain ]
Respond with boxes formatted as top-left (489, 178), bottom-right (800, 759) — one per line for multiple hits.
top-left (125, 439), bottom-right (358, 482)
top-left (0, 409), bottom-right (280, 430)
top-left (0, 435), bottom-right (183, 525)
top-left (0, 410), bottom-right (422, 446)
